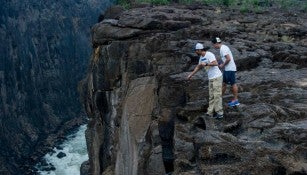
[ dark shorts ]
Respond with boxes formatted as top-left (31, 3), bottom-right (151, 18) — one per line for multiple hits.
top-left (223, 71), bottom-right (236, 85)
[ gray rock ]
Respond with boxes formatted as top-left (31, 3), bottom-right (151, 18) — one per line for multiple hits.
top-left (56, 152), bottom-right (66, 159)
top-left (80, 160), bottom-right (90, 175)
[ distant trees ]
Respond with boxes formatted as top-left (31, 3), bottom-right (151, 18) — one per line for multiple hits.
top-left (116, 0), bottom-right (307, 12)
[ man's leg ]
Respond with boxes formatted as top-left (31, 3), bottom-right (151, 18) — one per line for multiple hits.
top-left (228, 71), bottom-right (240, 106)
top-left (213, 76), bottom-right (223, 115)
top-left (231, 83), bottom-right (238, 100)
top-left (222, 83), bottom-right (227, 96)
top-left (207, 80), bottom-right (214, 116)
top-left (230, 71), bottom-right (238, 101)
top-left (222, 71), bottom-right (227, 96)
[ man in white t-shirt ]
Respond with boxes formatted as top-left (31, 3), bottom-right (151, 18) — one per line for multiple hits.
top-left (212, 37), bottom-right (240, 107)
top-left (187, 43), bottom-right (223, 119)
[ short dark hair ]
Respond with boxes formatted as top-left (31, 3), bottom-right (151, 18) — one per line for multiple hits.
top-left (203, 46), bottom-right (210, 51)
top-left (211, 37), bottom-right (222, 44)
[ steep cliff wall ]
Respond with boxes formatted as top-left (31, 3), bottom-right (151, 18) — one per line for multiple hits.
top-left (81, 5), bottom-right (307, 175)
top-left (0, 0), bottom-right (113, 174)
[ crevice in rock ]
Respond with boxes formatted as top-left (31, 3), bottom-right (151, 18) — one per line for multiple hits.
top-left (193, 116), bottom-right (206, 130)
top-left (290, 172), bottom-right (307, 175)
top-left (223, 121), bottom-right (242, 136)
top-left (194, 142), bottom-right (205, 175)
top-left (159, 115), bottom-right (175, 174)
top-left (272, 166), bottom-right (287, 175)
top-left (202, 153), bottom-right (241, 165)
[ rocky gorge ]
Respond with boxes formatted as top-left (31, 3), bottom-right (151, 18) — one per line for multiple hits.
top-left (0, 0), bottom-right (113, 174)
top-left (80, 3), bottom-right (307, 175)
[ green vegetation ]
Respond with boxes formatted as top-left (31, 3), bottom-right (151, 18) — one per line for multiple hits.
top-left (237, 0), bottom-right (270, 13)
top-left (118, 0), bottom-right (131, 9)
top-left (117, 0), bottom-right (307, 12)
top-left (281, 35), bottom-right (294, 43)
top-left (136, 0), bottom-right (170, 5)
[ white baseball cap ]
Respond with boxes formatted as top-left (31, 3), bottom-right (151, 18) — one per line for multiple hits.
top-left (195, 43), bottom-right (204, 50)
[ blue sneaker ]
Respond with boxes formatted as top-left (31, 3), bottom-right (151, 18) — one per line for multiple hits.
top-left (228, 100), bottom-right (240, 107)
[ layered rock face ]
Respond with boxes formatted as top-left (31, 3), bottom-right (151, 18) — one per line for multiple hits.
top-left (81, 5), bottom-right (307, 175)
top-left (0, 0), bottom-right (113, 174)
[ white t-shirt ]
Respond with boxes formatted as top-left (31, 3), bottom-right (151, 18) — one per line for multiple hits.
top-left (220, 45), bottom-right (237, 71)
top-left (199, 51), bottom-right (222, 80)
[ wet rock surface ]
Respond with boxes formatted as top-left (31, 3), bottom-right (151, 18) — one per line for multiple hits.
top-left (81, 4), bottom-right (307, 175)
top-left (56, 152), bottom-right (67, 159)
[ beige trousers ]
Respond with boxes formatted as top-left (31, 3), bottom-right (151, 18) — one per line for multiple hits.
top-left (207, 76), bottom-right (223, 115)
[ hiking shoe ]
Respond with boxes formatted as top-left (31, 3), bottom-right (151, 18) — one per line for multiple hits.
top-left (215, 113), bottom-right (223, 119)
top-left (228, 100), bottom-right (240, 107)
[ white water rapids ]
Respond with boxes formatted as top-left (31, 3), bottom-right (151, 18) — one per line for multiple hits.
top-left (35, 124), bottom-right (88, 175)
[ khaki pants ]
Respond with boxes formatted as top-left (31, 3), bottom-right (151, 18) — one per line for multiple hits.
top-left (207, 76), bottom-right (223, 115)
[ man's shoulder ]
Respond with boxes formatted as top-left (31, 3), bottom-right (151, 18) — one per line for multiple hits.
top-left (206, 52), bottom-right (216, 61)
top-left (221, 44), bottom-right (230, 50)
top-left (207, 51), bottom-right (215, 57)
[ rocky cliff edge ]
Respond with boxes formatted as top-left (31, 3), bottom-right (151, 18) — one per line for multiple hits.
top-left (81, 4), bottom-right (307, 175)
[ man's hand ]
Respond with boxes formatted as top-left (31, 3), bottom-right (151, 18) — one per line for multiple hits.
top-left (218, 63), bottom-right (225, 69)
top-left (187, 74), bottom-right (192, 80)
